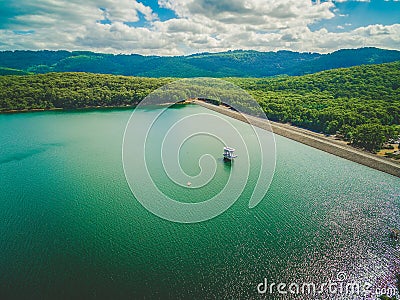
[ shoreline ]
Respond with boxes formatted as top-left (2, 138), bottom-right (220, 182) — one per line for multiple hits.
top-left (194, 100), bottom-right (400, 178)
top-left (0, 105), bottom-right (136, 114)
top-left (0, 102), bottom-right (189, 115)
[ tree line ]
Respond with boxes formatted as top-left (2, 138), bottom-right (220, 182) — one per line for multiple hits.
top-left (1, 47), bottom-right (400, 77)
top-left (0, 72), bottom-right (172, 110)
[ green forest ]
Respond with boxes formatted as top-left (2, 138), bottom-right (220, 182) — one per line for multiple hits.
top-left (0, 61), bottom-right (399, 153)
top-left (1, 47), bottom-right (400, 77)
top-left (0, 73), bottom-right (172, 110)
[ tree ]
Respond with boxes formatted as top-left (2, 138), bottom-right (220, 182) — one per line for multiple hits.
top-left (351, 123), bottom-right (386, 152)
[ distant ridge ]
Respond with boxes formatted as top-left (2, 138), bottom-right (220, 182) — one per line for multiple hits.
top-left (0, 47), bottom-right (399, 77)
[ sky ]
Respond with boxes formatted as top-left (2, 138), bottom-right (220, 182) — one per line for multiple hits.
top-left (0, 0), bottom-right (399, 55)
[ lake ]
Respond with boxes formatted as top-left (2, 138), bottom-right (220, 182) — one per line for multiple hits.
top-left (0, 104), bottom-right (399, 299)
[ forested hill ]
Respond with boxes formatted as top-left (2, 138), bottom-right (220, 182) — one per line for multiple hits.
top-left (0, 47), bottom-right (400, 77)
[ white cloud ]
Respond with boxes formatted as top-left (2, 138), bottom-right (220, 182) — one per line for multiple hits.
top-left (159, 0), bottom-right (335, 27)
top-left (0, 0), bottom-right (399, 55)
top-left (101, 0), bottom-right (158, 23)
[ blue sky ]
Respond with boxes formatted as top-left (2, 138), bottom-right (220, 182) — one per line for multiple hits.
top-left (312, 0), bottom-right (400, 31)
top-left (0, 0), bottom-right (399, 55)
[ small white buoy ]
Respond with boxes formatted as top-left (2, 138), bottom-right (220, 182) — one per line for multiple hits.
top-left (187, 181), bottom-right (192, 187)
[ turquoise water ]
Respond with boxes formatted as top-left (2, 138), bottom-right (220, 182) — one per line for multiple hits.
top-left (0, 105), bottom-right (399, 299)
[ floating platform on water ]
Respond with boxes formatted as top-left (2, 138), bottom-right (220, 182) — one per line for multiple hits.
top-left (223, 147), bottom-right (237, 160)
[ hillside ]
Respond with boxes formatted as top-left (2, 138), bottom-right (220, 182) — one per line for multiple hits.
top-left (0, 47), bottom-right (399, 78)
top-left (0, 67), bottom-right (31, 76)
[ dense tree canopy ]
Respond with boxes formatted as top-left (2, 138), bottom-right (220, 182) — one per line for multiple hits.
top-left (0, 73), bottom-right (172, 110)
top-left (1, 48), bottom-right (400, 78)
